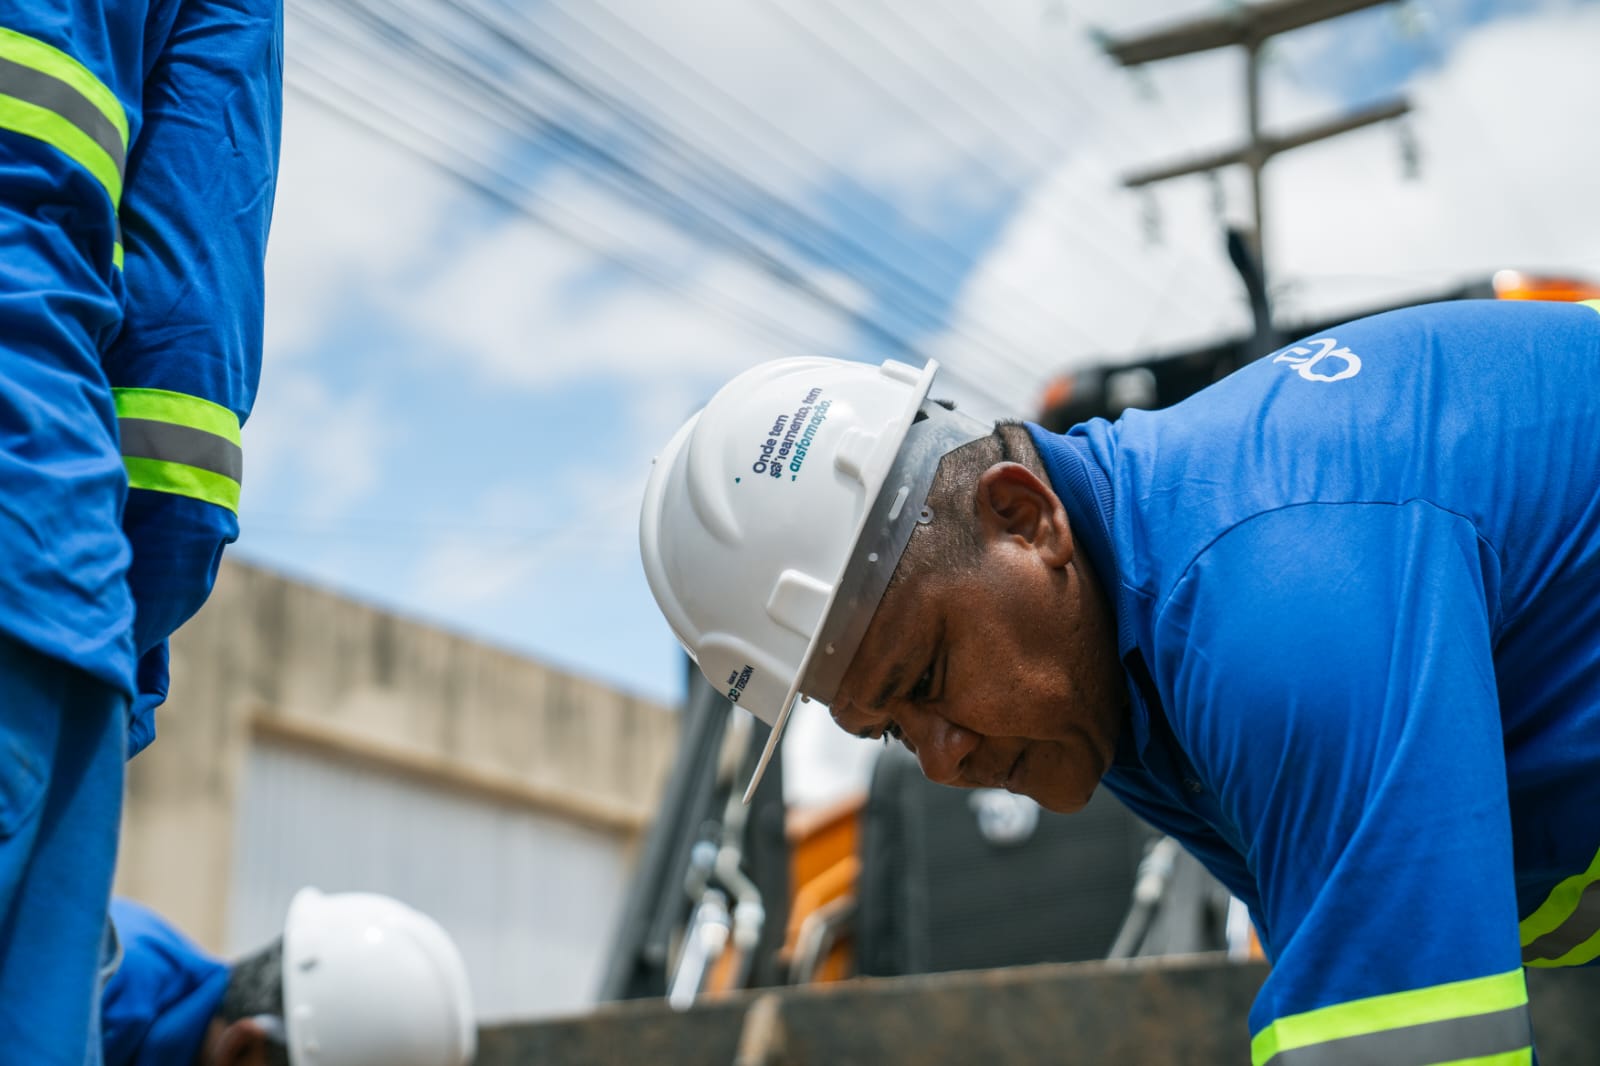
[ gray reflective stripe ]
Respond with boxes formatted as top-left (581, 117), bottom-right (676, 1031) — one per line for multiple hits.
top-left (1263, 1005), bottom-right (1530, 1066)
top-left (119, 417), bottom-right (244, 482)
top-left (1523, 879), bottom-right (1600, 963)
top-left (0, 52), bottom-right (126, 181)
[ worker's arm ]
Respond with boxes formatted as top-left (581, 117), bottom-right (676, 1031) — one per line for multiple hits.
top-left (1153, 500), bottom-right (1532, 1066)
top-left (101, 0), bottom-right (282, 754)
top-left (1101, 769), bottom-right (1264, 919)
top-left (103, 898), bottom-right (231, 1066)
top-left (0, 4), bottom-right (152, 693)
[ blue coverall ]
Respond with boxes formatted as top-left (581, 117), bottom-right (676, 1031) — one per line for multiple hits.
top-left (1027, 299), bottom-right (1600, 1064)
top-left (102, 898), bottom-right (230, 1066)
top-left (0, 3), bottom-right (280, 1061)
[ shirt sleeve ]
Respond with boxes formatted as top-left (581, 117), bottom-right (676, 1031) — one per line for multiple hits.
top-left (104, 898), bottom-right (231, 1066)
top-left (0, 4), bottom-right (147, 693)
top-left (1152, 500), bottom-right (1533, 1066)
top-left (100, 0), bottom-right (282, 753)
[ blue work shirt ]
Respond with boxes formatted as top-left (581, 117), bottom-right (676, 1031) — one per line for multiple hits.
top-left (1027, 299), bottom-right (1600, 1065)
top-left (103, 899), bottom-right (230, 1066)
top-left (0, 1), bottom-right (282, 754)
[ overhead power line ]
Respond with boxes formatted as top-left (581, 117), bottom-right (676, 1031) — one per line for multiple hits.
top-left (291, 0), bottom-right (1269, 405)
top-left (536, 0), bottom-right (1225, 397)
top-left (414, 0), bottom-right (1098, 372)
top-left (288, 0), bottom-right (1060, 403)
top-left (283, 56), bottom-right (850, 379)
top-left (543, 0), bottom-right (978, 283)
top-left (754, 0), bottom-right (1225, 325)
top-left (503, 0), bottom-right (1127, 352)
top-left (283, 16), bottom-right (1020, 408)
top-left (317, 0), bottom-right (957, 366)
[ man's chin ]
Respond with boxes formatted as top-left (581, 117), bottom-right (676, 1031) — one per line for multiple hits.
top-left (1023, 770), bottom-right (1102, 814)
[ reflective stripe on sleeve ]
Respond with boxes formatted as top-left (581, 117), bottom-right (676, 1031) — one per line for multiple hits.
top-left (0, 26), bottom-right (128, 252)
top-left (1521, 844), bottom-right (1600, 967)
top-left (1250, 970), bottom-right (1531, 1066)
top-left (113, 388), bottom-right (243, 513)
top-left (1581, 299), bottom-right (1600, 315)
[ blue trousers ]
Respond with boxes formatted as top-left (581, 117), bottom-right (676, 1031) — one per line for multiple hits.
top-left (0, 635), bottom-right (126, 1065)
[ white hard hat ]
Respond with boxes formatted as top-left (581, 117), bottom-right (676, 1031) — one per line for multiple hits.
top-left (639, 355), bottom-right (988, 802)
top-left (282, 888), bottom-right (476, 1066)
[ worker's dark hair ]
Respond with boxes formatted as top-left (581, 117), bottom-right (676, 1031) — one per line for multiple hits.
top-left (220, 937), bottom-right (292, 1066)
top-left (888, 418), bottom-right (1046, 589)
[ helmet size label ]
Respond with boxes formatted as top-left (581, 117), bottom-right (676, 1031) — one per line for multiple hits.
top-left (726, 664), bottom-right (754, 703)
top-left (750, 387), bottom-right (830, 481)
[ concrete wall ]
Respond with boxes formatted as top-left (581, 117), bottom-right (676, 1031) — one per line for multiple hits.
top-left (115, 557), bottom-right (681, 953)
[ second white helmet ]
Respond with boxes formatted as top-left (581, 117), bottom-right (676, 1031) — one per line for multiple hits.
top-left (282, 888), bottom-right (476, 1066)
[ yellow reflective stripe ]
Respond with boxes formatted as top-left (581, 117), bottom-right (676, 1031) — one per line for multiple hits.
top-left (1435, 1053), bottom-right (1533, 1066)
top-left (0, 27), bottom-right (127, 145)
top-left (1250, 970), bottom-right (1528, 1066)
top-left (123, 455), bottom-right (240, 513)
top-left (1581, 299), bottom-right (1600, 314)
top-left (0, 26), bottom-right (127, 207)
top-left (1525, 925), bottom-right (1600, 969)
top-left (113, 388), bottom-right (241, 446)
top-left (1519, 844), bottom-right (1600, 948)
top-left (113, 241), bottom-right (123, 270)
top-left (0, 94), bottom-right (120, 203)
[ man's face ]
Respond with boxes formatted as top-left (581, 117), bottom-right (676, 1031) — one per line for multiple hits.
top-left (827, 463), bottom-right (1127, 813)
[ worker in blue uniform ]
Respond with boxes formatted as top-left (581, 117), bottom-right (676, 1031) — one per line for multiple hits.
top-left (103, 899), bottom-right (232, 1066)
top-left (0, 2), bottom-right (281, 1062)
top-left (641, 298), bottom-right (1600, 1064)
top-left (103, 891), bottom-right (476, 1066)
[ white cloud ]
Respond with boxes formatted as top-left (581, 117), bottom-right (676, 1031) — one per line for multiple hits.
top-left (263, 93), bottom-right (465, 361)
top-left (241, 370), bottom-right (392, 522)
top-left (408, 378), bottom-right (691, 612)
top-left (1271, 6), bottom-right (1600, 308)
top-left (395, 189), bottom-right (864, 389)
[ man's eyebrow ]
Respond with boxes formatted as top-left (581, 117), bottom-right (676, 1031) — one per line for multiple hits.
top-left (872, 664), bottom-right (904, 711)
top-left (872, 618), bottom-right (944, 709)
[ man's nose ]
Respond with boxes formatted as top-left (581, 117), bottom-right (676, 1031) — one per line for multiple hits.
top-left (900, 711), bottom-right (979, 785)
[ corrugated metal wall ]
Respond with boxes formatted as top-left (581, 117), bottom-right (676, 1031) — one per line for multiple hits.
top-left (227, 739), bottom-right (635, 1021)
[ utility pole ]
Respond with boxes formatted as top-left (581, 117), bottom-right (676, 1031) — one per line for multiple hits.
top-left (1102, 0), bottom-right (1408, 301)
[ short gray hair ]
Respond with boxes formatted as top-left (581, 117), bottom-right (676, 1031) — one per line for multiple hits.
top-left (220, 938), bottom-right (292, 1066)
top-left (888, 420), bottom-right (1044, 588)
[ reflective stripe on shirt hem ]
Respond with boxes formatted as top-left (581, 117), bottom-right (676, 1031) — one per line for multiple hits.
top-left (1251, 970), bottom-right (1530, 1066)
top-left (113, 388), bottom-right (243, 513)
top-left (1521, 843), bottom-right (1600, 966)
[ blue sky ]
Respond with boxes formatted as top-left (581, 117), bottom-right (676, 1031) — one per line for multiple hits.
top-left (237, 0), bottom-right (1600, 752)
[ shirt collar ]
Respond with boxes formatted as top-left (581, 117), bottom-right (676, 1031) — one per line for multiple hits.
top-left (1022, 422), bottom-right (1152, 760)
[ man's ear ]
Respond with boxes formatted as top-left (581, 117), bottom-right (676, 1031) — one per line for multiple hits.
top-left (974, 462), bottom-right (1073, 567)
top-left (211, 1018), bottom-right (271, 1066)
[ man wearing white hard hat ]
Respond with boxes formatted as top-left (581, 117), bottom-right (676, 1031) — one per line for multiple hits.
top-left (101, 890), bottom-right (475, 1066)
top-left (641, 300), bottom-right (1600, 1065)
